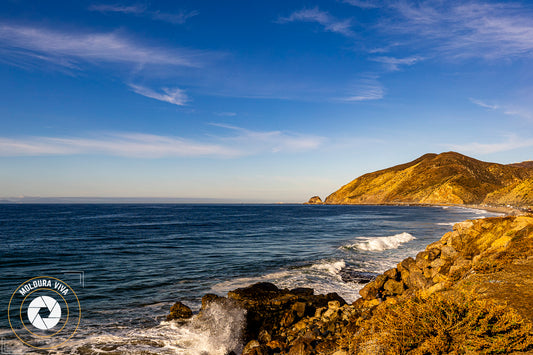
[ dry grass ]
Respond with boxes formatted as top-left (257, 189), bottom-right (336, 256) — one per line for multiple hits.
top-left (350, 291), bottom-right (533, 354)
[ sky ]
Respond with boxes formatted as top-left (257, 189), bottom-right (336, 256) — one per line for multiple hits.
top-left (1, 0), bottom-right (533, 202)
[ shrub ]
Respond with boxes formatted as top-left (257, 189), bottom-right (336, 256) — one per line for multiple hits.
top-left (350, 291), bottom-right (533, 354)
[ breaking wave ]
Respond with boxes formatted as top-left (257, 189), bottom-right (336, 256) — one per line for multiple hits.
top-left (342, 232), bottom-right (416, 252)
top-left (211, 259), bottom-right (363, 303)
top-left (1, 301), bottom-right (247, 355)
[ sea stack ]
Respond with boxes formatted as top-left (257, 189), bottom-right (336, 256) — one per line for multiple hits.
top-left (305, 196), bottom-right (323, 204)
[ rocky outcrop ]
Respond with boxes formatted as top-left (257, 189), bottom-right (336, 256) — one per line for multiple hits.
top-left (324, 152), bottom-right (533, 206)
top-left (198, 282), bottom-right (346, 353)
top-left (357, 215), bottom-right (533, 308)
top-left (305, 196), bottom-right (323, 204)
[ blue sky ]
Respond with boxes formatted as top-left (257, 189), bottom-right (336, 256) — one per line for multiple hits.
top-left (1, 0), bottom-right (533, 202)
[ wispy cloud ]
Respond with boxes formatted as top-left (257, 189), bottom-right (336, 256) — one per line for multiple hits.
top-left (277, 7), bottom-right (355, 37)
top-left (448, 135), bottom-right (533, 154)
top-left (89, 3), bottom-right (199, 24)
top-left (338, 77), bottom-right (384, 101)
top-left (470, 98), bottom-right (533, 120)
top-left (386, 1), bottom-right (533, 60)
top-left (341, 0), bottom-right (381, 9)
top-left (0, 24), bottom-right (205, 69)
top-left (89, 4), bottom-right (146, 14)
top-left (215, 112), bottom-right (237, 117)
top-left (0, 133), bottom-right (237, 158)
top-left (0, 127), bottom-right (325, 158)
top-left (129, 84), bottom-right (189, 106)
top-left (371, 55), bottom-right (424, 71)
top-left (211, 123), bottom-right (326, 153)
top-left (150, 10), bottom-right (199, 24)
top-left (470, 98), bottom-right (500, 110)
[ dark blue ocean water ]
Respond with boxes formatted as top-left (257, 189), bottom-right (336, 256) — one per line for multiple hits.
top-left (0, 204), bottom-right (500, 354)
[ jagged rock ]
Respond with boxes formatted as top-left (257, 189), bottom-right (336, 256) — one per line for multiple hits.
top-left (166, 301), bottom-right (192, 321)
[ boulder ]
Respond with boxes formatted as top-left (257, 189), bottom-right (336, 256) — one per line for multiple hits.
top-left (383, 279), bottom-right (405, 296)
top-left (166, 301), bottom-right (192, 321)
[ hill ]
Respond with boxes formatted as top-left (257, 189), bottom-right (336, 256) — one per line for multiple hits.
top-left (323, 152), bottom-right (533, 206)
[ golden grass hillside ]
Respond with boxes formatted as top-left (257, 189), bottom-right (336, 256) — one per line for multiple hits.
top-left (324, 152), bottom-right (533, 206)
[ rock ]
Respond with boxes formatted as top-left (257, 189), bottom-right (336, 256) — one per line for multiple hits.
top-left (243, 340), bottom-right (260, 353)
top-left (406, 269), bottom-right (432, 289)
top-left (228, 282), bottom-right (280, 302)
top-left (383, 279), bottom-right (404, 296)
top-left (358, 274), bottom-right (388, 300)
top-left (166, 301), bottom-right (192, 321)
top-left (201, 293), bottom-right (223, 309)
top-left (267, 340), bottom-right (286, 352)
top-left (339, 269), bottom-right (377, 284)
top-left (306, 196), bottom-right (323, 204)
top-left (291, 288), bottom-right (314, 296)
top-left (449, 257), bottom-right (472, 278)
top-left (328, 300), bottom-right (341, 310)
top-left (440, 245), bottom-right (458, 260)
top-left (397, 257), bottom-right (416, 273)
top-left (243, 340), bottom-right (268, 355)
top-left (289, 338), bottom-right (314, 355)
top-left (415, 251), bottom-right (431, 269)
top-left (282, 310), bottom-right (297, 327)
top-left (453, 220), bottom-right (474, 232)
top-left (429, 258), bottom-right (449, 278)
top-left (292, 302), bottom-right (307, 318)
top-left (419, 282), bottom-right (448, 298)
top-left (383, 268), bottom-right (398, 280)
top-left (258, 329), bottom-right (271, 344)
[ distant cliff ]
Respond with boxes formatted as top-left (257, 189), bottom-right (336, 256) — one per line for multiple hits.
top-left (323, 152), bottom-right (533, 207)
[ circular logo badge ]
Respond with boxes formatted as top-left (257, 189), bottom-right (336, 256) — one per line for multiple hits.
top-left (8, 276), bottom-right (81, 350)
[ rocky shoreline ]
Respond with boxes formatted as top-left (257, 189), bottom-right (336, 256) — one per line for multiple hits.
top-left (168, 215), bottom-right (533, 354)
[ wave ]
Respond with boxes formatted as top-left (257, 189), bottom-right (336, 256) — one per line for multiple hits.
top-left (342, 232), bottom-right (415, 252)
top-left (0, 300), bottom-right (246, 355)
top-left (211, 259), bottom-right (363, 303)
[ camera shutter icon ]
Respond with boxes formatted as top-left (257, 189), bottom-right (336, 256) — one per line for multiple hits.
top-left (27, 296), bottom-right (62, 330)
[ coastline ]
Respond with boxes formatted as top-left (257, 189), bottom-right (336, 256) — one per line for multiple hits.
top-left (306, 200), bottom-right (527, 216)
top-left (169, 212), bottom-right (533, 354)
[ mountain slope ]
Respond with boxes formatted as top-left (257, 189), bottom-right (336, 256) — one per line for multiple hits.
top-left (324, 152), bottom-right (533, 206)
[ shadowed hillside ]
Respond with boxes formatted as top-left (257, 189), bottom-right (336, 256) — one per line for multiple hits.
top-left (323, 152), bottom-right (533, 206)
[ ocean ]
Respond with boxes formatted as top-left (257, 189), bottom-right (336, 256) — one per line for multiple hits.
top-left (0, 204), bottom-right (501, 354)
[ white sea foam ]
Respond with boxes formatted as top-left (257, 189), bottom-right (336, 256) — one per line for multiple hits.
top-left (5, 301), bottom-right (247, 355)
top-left (343, 232), bottom-right (416, 252)
top-left (436, 222), bottom-right (459, 226)
top-left (211, 259), bottom-right (362, 303)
